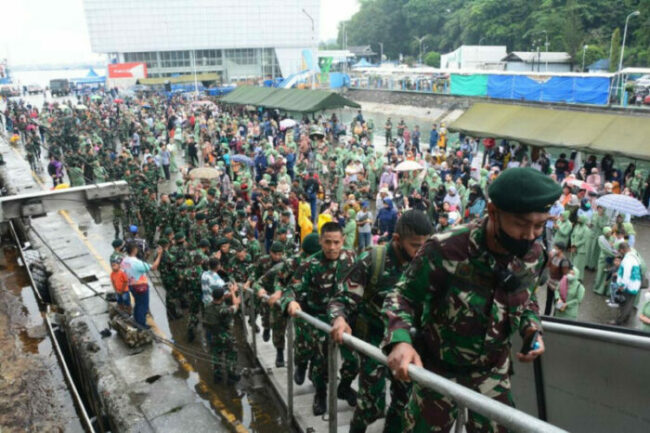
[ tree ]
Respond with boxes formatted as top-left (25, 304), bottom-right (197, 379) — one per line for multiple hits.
top-left (424, 51), bottom-right (441, 67)
top-left (582, 45), bottom-right (607, 70)
top-left (610, 27), bottom-right (621, 72)
top-left (562, 0), bottom-right (585, 58)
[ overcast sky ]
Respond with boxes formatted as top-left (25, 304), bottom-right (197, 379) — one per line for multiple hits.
top-left (0, 0), bottom-right (359, 66)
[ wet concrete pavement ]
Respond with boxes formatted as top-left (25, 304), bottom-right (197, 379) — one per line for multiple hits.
top-left (0, 245), bottom-right (84, 433)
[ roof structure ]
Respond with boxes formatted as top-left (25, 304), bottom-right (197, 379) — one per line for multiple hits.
top-left (138, 73), bottom-right (220, 85)
top-left (449, 102), bottom-right (650, 160)
top-left (220, 86), bottom-right (360, 113)
top-left (348, 45), bottom-right (377, 57)
top-left (503, 52), bottom-right (572, 64)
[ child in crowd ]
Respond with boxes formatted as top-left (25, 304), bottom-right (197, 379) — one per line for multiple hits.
top-left (110, 257), bottom-right (130, 314)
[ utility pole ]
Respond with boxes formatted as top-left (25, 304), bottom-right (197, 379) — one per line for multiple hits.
top-left (541, 30), bottom-right (549, 72)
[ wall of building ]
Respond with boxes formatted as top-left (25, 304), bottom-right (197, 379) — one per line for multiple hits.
top-left (83, 0), bottom-right (319, 77)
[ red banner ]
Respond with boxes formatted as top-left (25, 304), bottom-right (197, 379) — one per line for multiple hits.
top-left (108, 62), bottom-right (147, 79)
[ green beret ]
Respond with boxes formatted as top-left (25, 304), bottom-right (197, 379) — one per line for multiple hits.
top-left (270, 241), bottom-right (285, 253)
top-left (277, 227), bottom-right (288, 234)
top-left (158, 238), bottom-right (170, 246)
top-left (198, 239), bottom-right (210, 248)
top-left (301, 233), bottom-right (321, 255)
top-left (186, 205), bottom-right (195, 212)
top-left (488, 168), bottom-right (561, 214)
top-left (163, 227), bottom-right (174, 236)
top-left (223, 227), bottom-right (233, 234)
top-left (179, 204), bottom-right (187, 211)
top-left (210, 221), bottom-right (219, 228)
top-left (174, 232), bottom-right (186, 241)
top-left (216, 237), bottom-right (230, 247)
top-left (196, 212), bottom-right (206, 220)
top-left (207, 188), bottom-right (217, 196)
top-left (111, 239), bottom-right (124, 248)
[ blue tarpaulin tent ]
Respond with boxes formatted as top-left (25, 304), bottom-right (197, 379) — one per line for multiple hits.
top-left (71, 68), bottom-right (106, 85)
top-left (352, 58), bottom-right (374, 68)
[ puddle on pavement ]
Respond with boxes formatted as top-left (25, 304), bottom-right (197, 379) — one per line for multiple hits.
top-left (165, 308), bottom-right (291, 433)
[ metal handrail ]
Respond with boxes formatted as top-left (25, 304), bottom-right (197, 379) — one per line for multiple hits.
top-left (245, 287), bottom-right (568, 433)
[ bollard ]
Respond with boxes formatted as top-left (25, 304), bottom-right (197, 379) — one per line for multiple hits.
top-left (327, 337), bottom-right (337, 433)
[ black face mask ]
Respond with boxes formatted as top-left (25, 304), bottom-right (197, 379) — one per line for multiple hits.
top-left (496, 214), bottom-right (534, 258)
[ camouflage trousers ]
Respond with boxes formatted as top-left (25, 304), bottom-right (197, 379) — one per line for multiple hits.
top-left (161, 273), bottom-right (182, 318)
top-left (205, 328), bottom-right (237, 377)
top-left (405, 362), bottom-right (513, 433)
top-left (350, 333), bottom-right (411, 431)
top-left (307, 322), bottom-right (359, 391)
top-left (187, 288), bottom-right (202, 337)
top-left (293, 320), bottom-right (311, 368)
top-left (260, 301), bottom-right (287, 350)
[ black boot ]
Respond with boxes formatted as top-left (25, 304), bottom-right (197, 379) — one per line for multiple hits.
top-left (294, 363), bottom-right (307, 385)
top-left (313, 388), bottom-right (327, 416)
top-left (262, 328), bottom-right (270, 342)
top-left (337, 378), bottom-right (357, 407)
top-left (275, 348), bottom-right (285, 368)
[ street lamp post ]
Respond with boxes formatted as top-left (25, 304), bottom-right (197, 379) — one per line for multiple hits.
top-left (618, 10), bottom-right (641, 104)
top-left (414, 36), bottom-right (426, 65)
top-left (479, 37), bottom-right (486, 46)
top-left (582, 45), bottom-right (589, 72)
top-left (302, 8), bottom-right (315, 89)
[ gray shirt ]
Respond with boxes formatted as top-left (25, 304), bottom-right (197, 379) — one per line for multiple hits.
top-left (357, 210), bottom-right (372, 233)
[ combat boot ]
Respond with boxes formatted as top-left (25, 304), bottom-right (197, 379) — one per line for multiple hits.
top-left (263, 328), bottom-right (270, 342)
top-left (312, 388), bottom-right (327, 416)
top-left (275, 348), bottom-right (285, 367)
top-left (294, 363), bottom-right (307, 385)
top-left (337, 378), bottom-right (357, 407)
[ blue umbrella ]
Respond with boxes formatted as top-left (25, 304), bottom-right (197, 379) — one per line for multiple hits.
top-left (596, 194), bottom-right (648, 217)
top-left (232, 154), bottom-right (254, 166)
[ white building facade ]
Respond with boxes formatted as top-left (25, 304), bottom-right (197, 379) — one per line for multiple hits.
top-left (82, 0), bottom-right (320, 82)
top-left (440, 45), bottom-right (507, 71)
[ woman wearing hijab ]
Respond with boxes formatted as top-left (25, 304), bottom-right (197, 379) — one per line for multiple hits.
top-left (376, 198), bottom-right (397, 236)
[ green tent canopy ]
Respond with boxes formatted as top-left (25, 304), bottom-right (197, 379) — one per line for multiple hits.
top-left (449, 102), bottom-right (650, 161)
top-left (220, 86), bottom-right (361, 113)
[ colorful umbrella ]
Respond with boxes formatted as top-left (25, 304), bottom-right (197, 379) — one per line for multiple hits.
top-left (596, 194), bottom-right (648, 217)
top-left (562, 178), bottom-right (595, 193)
top-left (232, 154), bottom-right (254, 166)
top-left (114, 98), bottom-right (124, 103)
top-left (279, 118), bottom-right (297, 130)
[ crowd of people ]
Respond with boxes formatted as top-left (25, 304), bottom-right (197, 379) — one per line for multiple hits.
top-left (3, 90), bottom-right (649, 433)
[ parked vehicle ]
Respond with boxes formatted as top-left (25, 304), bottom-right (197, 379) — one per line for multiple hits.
top-left (50, 79), bottom-right (70, 97)
top-left (26, 83), bottom-right (43, 94)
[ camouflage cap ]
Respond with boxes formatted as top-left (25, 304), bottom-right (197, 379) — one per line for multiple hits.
top-left (488, 167), bottom-right (561, 214)
top-left (158, 238), bottom-right (170, 246)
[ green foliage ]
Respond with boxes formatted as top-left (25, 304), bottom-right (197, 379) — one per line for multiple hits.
top-left (610, 28), bottom-right (622, 72)
top-left (338, 0), bottom-right (650, 67)
top-left (424, 51), bottom-right (441, 67)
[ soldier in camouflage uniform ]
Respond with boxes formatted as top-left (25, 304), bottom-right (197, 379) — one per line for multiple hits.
top-left (112, 200), bottom-right (129, 239)
top-left (244, 228), bottom-right (262, 261)
top-left (110, 239), bottom-right (125, 264)
top-left (158, 238), bottom-right (180, 318)
top-left (203, 283), bottom-right (241, 383)
top-left (274, 227), bottom-right (294, 255)
top-left (140, 190), bottom-right (160, 248)
top-left (382, 168), bottom-right (559, 433)
top-left (170, 232), bottom-right (191, 312)
top-left (189, 213), bottom-right (210, 249)
top-left (282, 222), bottom-right (359, 416)
top-left (277, 233), bottom-right (321, 385)
top-left (183, 253), bottom-right (205, 342)
top-left (222, 227), bottom-right (242, 251)
top-left (251, 242), bottom-right (286, 366)
top-left (329, 210), bottom-right (433, 433)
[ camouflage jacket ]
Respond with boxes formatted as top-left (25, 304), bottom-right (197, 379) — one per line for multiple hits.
top-left (251, 255), bottom-right (285, 295)
top-left (203, 301), bottom-right (235, 335)
top-left (329, 241), bottom-right (405, 332)
top-left (381, 218), bottom-right (544, 374)
top-left (281, 249), bottom-right (356, 320)
top-left (226, 254), bottom-right (252, 284)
